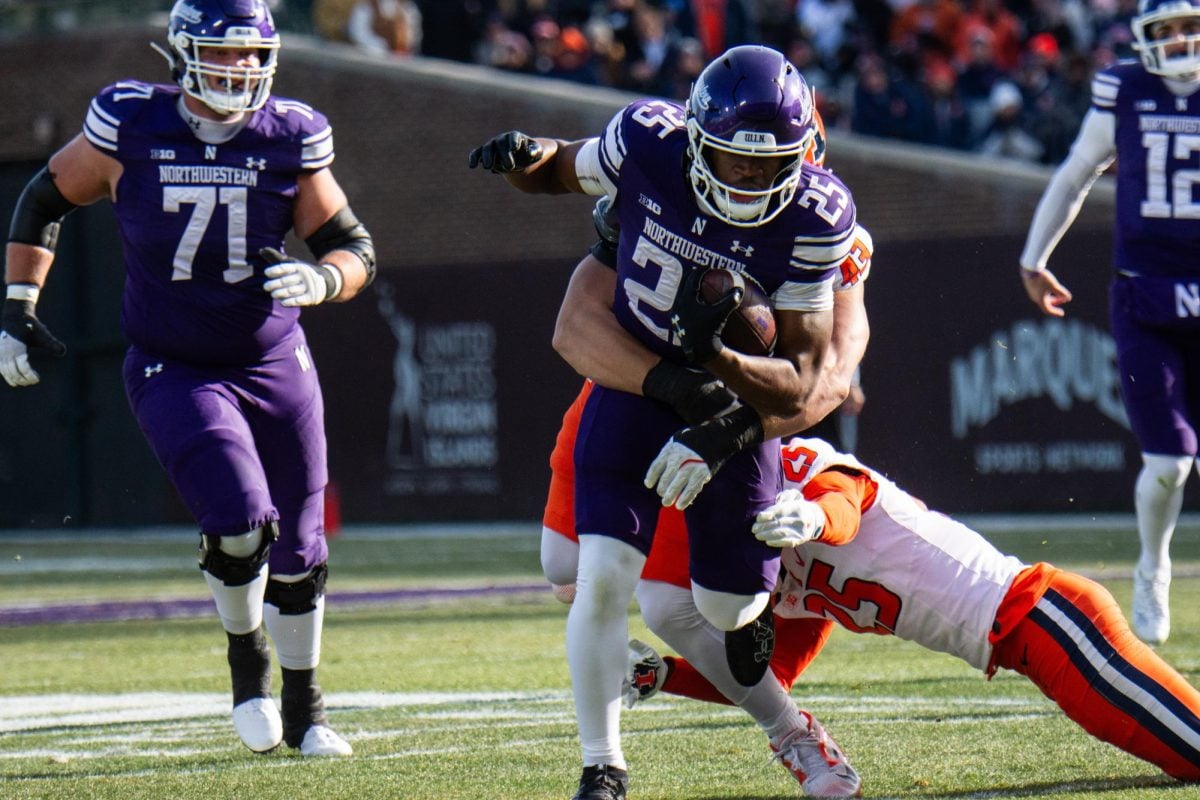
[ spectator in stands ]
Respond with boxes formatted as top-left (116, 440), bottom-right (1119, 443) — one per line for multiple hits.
top-left (957, 0), bottom-right (1024, 72)
top-left (890, 0), bottom-right (966, 62)
top-left (977, 80), bottom-right (1044, 161)
top-left (672, 0), bottom-right (758, 59)
top-left (923, 57), bottom-right (973, 149)
top-left (796, 0), bottom-right (858, 68)
top-left (851, 52), bottom-right (936, 142)
top-left (346, 0), bottom-right (421, 56)
top-left (1018, 31), bottom-right (1090, 163)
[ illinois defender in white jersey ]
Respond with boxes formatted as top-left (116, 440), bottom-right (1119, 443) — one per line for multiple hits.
top-left (627, 437), bottom-right (1200, 783)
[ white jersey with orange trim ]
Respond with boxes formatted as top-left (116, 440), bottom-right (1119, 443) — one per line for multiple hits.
top-left (773, 437), bottom-right (1026, 671)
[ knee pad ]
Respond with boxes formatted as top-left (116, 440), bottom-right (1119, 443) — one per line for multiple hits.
top-left (1141, 453), bottom-right (1192, 490)
top-left (692, 584), bottom-right (770, 632)
top-left (198, 521), bottom-right (278, 587)
top-left (266, 562), bottom-right (329, 615)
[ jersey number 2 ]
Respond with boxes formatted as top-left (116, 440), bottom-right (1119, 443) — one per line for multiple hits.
top-left (163, 185), bottom-right (252, 283)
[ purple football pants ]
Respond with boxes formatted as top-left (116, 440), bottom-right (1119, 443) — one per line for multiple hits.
top-left (1111, 279), bottom-right (1200, 457)
top-left (573, 383), bottom-right (781, 596)
top-left (122, 336), bottom-right (329, 575)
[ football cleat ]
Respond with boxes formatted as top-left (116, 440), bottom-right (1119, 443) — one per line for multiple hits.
top-left (1132, 567), bottom-right (1170, 645)
top-left (572, 764), bottom-right (628, 800)
top-left (298, 724), bottom-right (353, 757)
top-left (622, 639), bottom-right (668, 709)
top-left (769, 710), bottom-right (862, 798)
top-left (232, 696), bottom-right (283, 753)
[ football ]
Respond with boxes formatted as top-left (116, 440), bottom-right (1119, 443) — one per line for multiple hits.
top-left (698, 268), bottom-right (777, 356)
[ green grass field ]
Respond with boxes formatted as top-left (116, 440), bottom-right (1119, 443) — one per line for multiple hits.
top-left (4, 521), bottom-right (1200, 799)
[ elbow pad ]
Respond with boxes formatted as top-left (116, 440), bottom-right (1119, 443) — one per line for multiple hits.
top-left (8, 167), bottom-right (78, 251)
top-left (304, 205), bottom-right (376, 287)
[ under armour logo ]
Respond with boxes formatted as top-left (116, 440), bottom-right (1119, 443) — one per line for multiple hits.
top-left (144, 363), bottom-right (164, 378)
top-left (730, 240), bottom-right (754, 257)
top-left (246, 157), bottom-right (267, 170)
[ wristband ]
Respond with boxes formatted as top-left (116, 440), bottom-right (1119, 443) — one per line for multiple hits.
top-left (317, 263), bottom-right (344, 301)
top-left (6, 283), bottom-right (40, 303)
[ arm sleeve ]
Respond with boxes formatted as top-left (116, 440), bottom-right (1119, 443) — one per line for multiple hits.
top-left (803, 468), bottom-right (877, 546)
top-left (1018, 109), bottom-right (1116, 271)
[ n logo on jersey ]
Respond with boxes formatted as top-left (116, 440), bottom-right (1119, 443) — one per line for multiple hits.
top-left (205, 145), bottom-right (217, 160)
top-left (691, 218), bottom-right (707, 235)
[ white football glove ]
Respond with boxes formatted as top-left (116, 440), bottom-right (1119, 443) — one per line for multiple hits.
top-left (752, 489), bottom-right (825, 548)
top-left (261, 247), bottom-right (342, 307)
top-left (0, 331), bottom-right (38, 387)
top-left (644, 437), bottom-right (713, 511)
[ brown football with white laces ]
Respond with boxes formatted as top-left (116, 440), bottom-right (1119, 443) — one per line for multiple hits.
top-left (698, 268), bottom-right (777, 356)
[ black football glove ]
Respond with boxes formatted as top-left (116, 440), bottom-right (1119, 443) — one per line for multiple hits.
top-left (670, 266), bottom-right (741, 364)
top-left (642, 360), bottom-right (737, 425)
top-left (467, 131), bottom-right (543, 173)
top-left (0, 296), bottom-right (67, 387)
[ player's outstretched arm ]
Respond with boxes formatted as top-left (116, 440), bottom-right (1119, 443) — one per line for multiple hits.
top-left (467, 131), bottom-right (590, 195)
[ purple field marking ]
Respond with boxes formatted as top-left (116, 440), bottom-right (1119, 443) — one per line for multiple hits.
top-left (0, 583), bottom-right (550, 627)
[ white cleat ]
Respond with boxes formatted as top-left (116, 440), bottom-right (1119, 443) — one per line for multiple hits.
top-left (300, 724), bottom-right (353, 757)
top-left (770, 710), bottom-right (862, 798)
top-left (1132, 567), bottom-right (1170, 645)
top-left (232, 697), bottom-right (283, 753)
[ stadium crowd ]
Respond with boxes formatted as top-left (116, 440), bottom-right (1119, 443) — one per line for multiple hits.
top-left (306, 0), bottom-right (1139, 165)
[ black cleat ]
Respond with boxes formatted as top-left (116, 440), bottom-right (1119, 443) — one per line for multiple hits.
top-left (572, 765), bottom-right (629, 800)
top-left (725, 604), bottom-right (775, 686)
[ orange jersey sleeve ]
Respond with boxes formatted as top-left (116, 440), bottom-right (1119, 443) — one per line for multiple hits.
top-left (801, 467), bottom-right (878, 547)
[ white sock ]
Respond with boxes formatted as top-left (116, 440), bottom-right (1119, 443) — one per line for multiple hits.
top-left (1135, 453), bottom-right (1190, 576)
top-left (263, 596), bottom-right (324, 670)
top-left (568, 535), bottom-right (644, 769)
top-left (636, 579), bottom-right (799, 735)
top-left (204, 568), bottom-right (266, 634)
top-left (264, 570), bottom-right (324, 670)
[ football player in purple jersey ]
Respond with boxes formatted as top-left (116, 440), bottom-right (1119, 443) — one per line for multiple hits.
top-left (1, 0), bottom-right (375, 757)
top-left (471, 45), bottom-right (861, 799)
top-left (1019, 0), bottom-right (1200, 647)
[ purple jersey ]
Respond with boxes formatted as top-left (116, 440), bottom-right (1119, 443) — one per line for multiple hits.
top-left (583, 100), bottom-right (858, 362)
top-left (1096, 62), bottom-right (1200, 278)
top-left (83, 80), bottom-right (334, 366)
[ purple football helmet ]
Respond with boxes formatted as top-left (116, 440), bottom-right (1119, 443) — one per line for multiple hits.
top-left (686, 45), bottom-right (817, 227)
top-left (161, 0), bottom-right (280, 114)
top-left (1132, 0), bottom-right (1200, 80)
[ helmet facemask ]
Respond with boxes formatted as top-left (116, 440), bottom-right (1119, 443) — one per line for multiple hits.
top-left (172, 29), bottom-right (279, 115)
top-left (1133, 2), bottom-right (1200, 81)
top-left (686, 120), bottom-right (811, 227)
